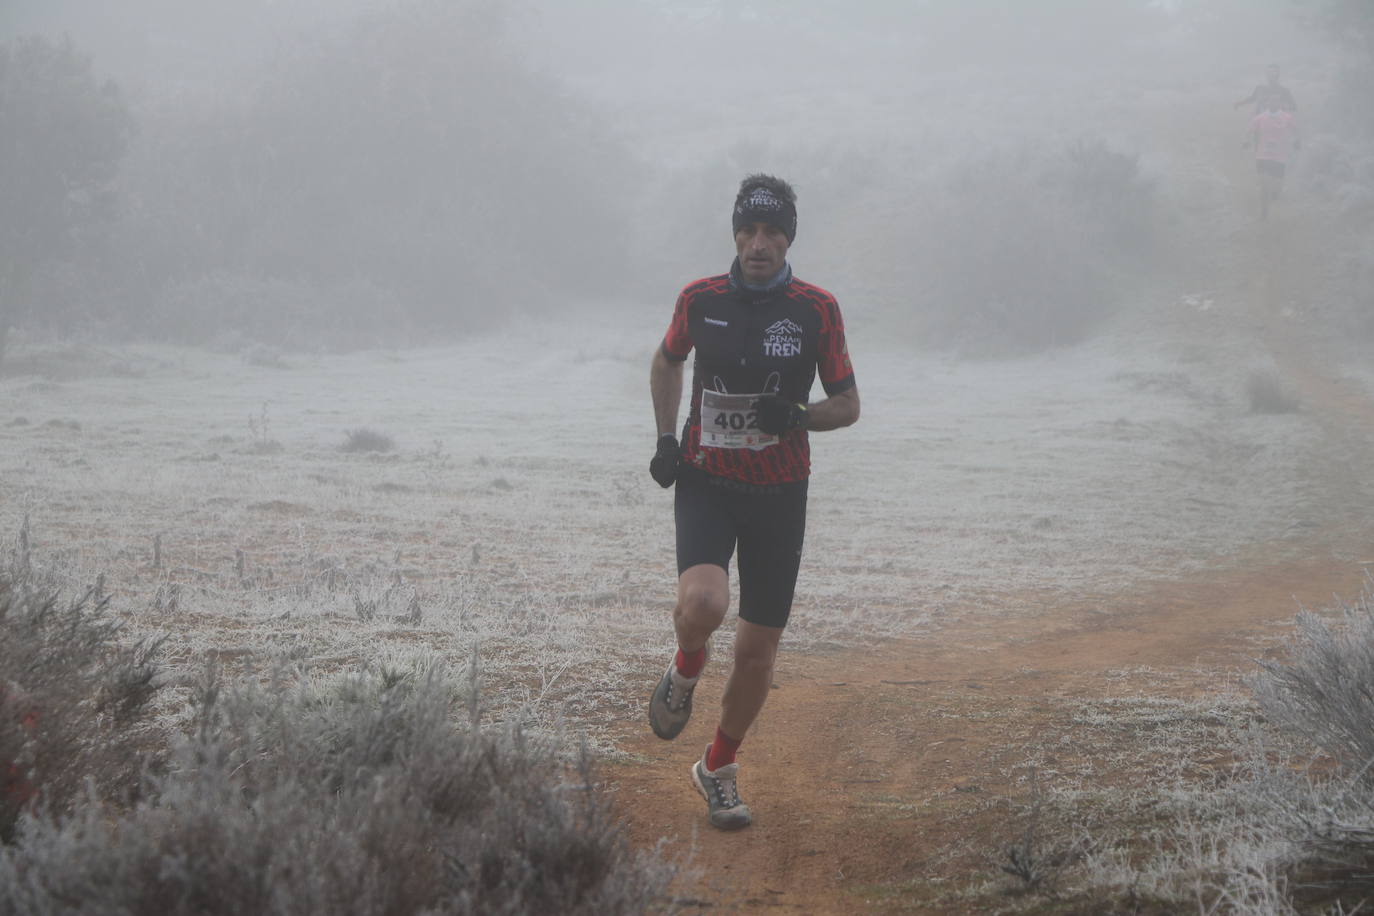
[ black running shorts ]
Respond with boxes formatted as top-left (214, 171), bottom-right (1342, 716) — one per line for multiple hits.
top-left (674, 466), bottom-right (808, 629)
top-left (1256, 159), bottom-right (1286, 178)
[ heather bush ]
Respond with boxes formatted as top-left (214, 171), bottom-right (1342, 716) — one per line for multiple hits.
top-left (0, 574), bottom-right (163, 843)
top-left (1068, 585), bottom-right (1374, 912)
top-left (340, 428), bottom-right (397, 454)
top-left (0, 664), bottom-right (675, 916)
top-left (1246, 369), bottom-right (1302, 415)
top-left (1254, 583), bottom-right (1374, 774)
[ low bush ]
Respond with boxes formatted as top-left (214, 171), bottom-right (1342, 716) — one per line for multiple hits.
top-left (1246, 369), bottom-right (1302, 414)
top-left (0, 663), bottom-right (675, 915)
top-left (0, 575), bottom-right (163, 843)
top-left (340, 427), bottom-right (396, 454)
top-left (1254, 584), bottom-right (1374, 773)
top-left (1069, 585), bottom-right (1374, 912)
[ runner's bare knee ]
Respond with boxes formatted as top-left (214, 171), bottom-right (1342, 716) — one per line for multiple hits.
top-left (675, 568), bottom-right (728, 635)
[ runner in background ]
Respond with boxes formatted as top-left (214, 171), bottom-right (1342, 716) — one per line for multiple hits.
top-left (646, 174), bottom-right (860, 830)
top-left (1234, 63), bottom-right (1297, 115)
top-left (1246, 93), bottom-right (1301, 221)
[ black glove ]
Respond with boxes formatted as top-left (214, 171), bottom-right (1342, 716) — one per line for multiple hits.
top-left (649, 434), bottom-right (680, 488)
top-left (754, 395), bottom-right (808, 435)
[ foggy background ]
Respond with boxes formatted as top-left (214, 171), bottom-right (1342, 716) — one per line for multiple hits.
top-left (1, 0), bottom-right (1371, 358)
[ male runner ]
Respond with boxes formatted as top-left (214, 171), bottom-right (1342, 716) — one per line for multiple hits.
top-left (1247, 93), bottom-right (1300, 220)
top-left (1235, 63), bottom-right (1297, 114)
top-left (646, 174), bottom-right (860, 830)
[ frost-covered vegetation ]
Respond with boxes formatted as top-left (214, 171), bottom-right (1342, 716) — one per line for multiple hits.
top-left (0, 566), bottom-right (161, 843)
top-left (0, 311), bottom-right (1353, 908)
top-left (967, 585), bottom-right (1374, 914)
top-left (1129, 585), bottom-right (1374, 915)
top-left (0, 574), bottom-right (676, 916)
top-left (3, 0), bottom-right (1373, 910)
top-left (0, 315), bottom-right (1333, 670)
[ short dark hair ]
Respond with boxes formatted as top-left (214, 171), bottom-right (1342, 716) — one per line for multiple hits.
top-left (736, 173), bottom-right (796, 207)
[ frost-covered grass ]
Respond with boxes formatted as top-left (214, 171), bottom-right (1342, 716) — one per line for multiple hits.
top-left (0, 310), bottom-right (1338, 742)
top-left (945, 585), bottom-right (1374, 915)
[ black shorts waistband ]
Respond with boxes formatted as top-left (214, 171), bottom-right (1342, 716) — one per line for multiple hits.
top-left (678, 464), bottom-right (807, 497)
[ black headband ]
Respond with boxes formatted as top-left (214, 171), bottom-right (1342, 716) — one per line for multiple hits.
top-left (732, 186), bottom-right (797, 243)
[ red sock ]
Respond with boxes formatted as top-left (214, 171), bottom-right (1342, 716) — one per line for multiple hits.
top-left (706, 727), bottom-right (742, 772)
top-left (674, 646), bottom-right (706, 679)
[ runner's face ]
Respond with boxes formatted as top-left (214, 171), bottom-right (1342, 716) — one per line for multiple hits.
top-left (735, 221), bottom-right (790, 285)
top-left (1266, 66), bottom-right (1280, 84)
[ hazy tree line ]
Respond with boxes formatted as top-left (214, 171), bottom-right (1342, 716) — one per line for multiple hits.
top-left (1324, 0), bottom-right (1374, 135)
top-left (0, 2), bottom-right (637, 362)
top-left (2, 0), bottom-right (1372, 365)
top-left (0, 35), bottom-right (133, 364)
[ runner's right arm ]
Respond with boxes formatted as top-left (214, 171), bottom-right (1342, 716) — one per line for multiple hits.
top-left (650, 347), bottom-right (685, 438)
top-left (653, 286), bottom-right (695, 438)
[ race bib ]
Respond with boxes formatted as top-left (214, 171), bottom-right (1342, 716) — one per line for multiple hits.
top-left (699, 389), bottom-right (778, 451)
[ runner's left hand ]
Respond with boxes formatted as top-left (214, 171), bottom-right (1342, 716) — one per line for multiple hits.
top-left (754, 395), bottom-right (808, 435)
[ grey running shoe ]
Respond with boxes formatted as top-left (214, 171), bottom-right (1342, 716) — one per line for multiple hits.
top-left (691, 748), bottom-right (752, 830)
top-left (648, 657), bottom-right (700, 740)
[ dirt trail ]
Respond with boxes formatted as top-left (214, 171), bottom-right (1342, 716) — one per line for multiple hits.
top-left (611, 548), bottom-right (1369, 914)
top-left (610, 185), bottom-right (1374, 912)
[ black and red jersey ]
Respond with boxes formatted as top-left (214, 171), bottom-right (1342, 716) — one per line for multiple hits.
top-left (661, 260), bottom-right (856, 485)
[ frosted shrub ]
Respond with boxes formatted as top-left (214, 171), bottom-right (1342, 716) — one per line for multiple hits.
top-left (0, 576), bottom-right (162, 843)
top-left (1246, 370), bottom-right (1302, 414)
top-left (340, 427), bottom-right (396, 454)
top-left (1109, 585), bottom-right (1374, 913)
top-left (1255, 584), bottom-right (1374, 772)
top-left (0, 665), bottom-right (675, 916)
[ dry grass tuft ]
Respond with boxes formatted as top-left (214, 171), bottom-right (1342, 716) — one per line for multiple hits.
top-left (1246, 370), bottom-right (1302, 415)
top-left (340, 428), bottom-right (396, 454)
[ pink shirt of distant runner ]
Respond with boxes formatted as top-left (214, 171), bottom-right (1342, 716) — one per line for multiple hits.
top-left (1251, 110), bottom-right (1297, 163)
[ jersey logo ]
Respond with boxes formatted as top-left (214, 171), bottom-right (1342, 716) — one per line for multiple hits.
top-left (705, 317), bottom-right (729, 327)
top-left (762, 318), bottom-right (803, 358)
